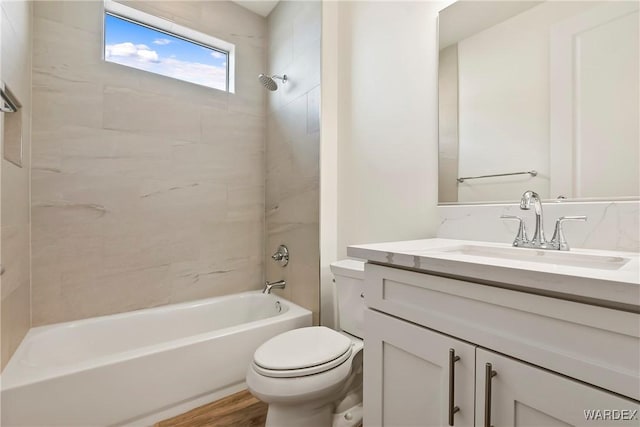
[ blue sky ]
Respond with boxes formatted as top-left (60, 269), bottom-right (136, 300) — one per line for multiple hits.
top-left (104, 14), bottom-right (228, 90)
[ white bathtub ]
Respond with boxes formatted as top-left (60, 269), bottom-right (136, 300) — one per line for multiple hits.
top-left (1, 291), bottom-right (311, 426)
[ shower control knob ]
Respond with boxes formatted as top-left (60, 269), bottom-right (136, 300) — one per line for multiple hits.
top-left (271, 245), bottom-right (289, 267)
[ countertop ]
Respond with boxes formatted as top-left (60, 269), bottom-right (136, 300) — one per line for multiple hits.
top-left (347, 238), bottom-right (640, 312)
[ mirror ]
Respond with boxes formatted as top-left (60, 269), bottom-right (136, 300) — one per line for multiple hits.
top-left (438, 1), bottom-right (639, 204)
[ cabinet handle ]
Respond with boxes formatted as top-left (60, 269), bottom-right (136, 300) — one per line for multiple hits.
top-left (484, 363), bottom-right (497, 427)
top-left (448, 348), bottom-right (461, 426)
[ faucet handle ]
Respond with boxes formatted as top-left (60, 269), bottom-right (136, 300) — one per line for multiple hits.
top-left (500, 215), bottom-right (529, 247)
top-left (271, 245), bottom-right (289, 267)
top-left (550, 216), bottom-right (587, 251)
top-left (557, 215), bottom-right (587, 221)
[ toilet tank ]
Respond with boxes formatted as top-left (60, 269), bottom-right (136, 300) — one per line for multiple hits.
top-left (330, 259), bottom-right (365, 339)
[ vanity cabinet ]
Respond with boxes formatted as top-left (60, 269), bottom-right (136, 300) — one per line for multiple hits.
top-left (365, 309), bottom-right (475, 427)
top-left (362, 263), bottom-right (640, 426)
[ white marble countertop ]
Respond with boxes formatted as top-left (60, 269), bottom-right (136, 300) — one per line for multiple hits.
top-left (347, 238), bottom-right (640, 311)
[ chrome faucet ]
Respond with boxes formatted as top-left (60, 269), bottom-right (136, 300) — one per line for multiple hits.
top-left (263, 280), bottom-right (286, 294)
top-left (500, 190), bottom-right (587, 251)
top-left (519, 190), bottom-right (547, 248)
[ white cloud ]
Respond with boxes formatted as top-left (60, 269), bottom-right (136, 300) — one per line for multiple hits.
top-left (137, 49), bottom-right (160, 62)
top-left (106, 43), bottom-right (226, 91)
top-left (153, 38), bottom-right (172, 45)
top-left (105, 42), bottom-right (159, 63)
top-left (160, 57), bottom-right (226, 89)
top-left (211, 50), bottom-right (226, 60)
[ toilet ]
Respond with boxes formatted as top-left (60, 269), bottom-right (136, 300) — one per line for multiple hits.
top-left (246, 259), bottom-right (365, 427)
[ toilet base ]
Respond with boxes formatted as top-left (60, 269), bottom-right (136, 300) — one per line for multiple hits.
top-left (333, 403), bottom-right (363, 427)
top-left (264, 383), bottom-right (363, 427)
top-left (265, 401), bottom-right (334, 427)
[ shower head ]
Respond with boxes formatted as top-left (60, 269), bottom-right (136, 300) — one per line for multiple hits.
top-left (258, 73), bottom-right (287, 91)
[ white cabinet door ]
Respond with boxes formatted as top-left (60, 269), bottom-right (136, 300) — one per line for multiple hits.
top-left (475, 349), bottom-right (640, 427)
top-left (364, 309), bottom-right (476, 427)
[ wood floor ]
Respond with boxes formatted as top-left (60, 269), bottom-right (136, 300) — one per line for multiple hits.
top-left (156, 390), bottom-right (267, 427)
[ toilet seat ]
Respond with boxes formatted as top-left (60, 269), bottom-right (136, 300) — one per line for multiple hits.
top-left (253, 327), bottom-right (353, 378)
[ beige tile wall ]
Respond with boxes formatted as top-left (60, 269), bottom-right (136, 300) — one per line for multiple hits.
top-left (265, 1), bottom-right (321, 324)
top-left (31, 1), bottom-right (267, 325)
top-left (1, 0), bottom-right (32, 370)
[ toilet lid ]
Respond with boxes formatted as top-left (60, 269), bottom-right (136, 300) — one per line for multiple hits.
top-left (253, 327), bottom-right (352, 377)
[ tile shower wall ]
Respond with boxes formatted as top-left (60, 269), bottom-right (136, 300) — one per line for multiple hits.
top-left (1, 0), bottom-right (32, 369)
top-left (265, 1), bottom-right (321, 323)
top-left (31, 1), bottom-right (266, 325)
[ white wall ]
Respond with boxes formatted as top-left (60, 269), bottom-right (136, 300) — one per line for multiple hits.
top-left (335, 0), bottom-right (443, 255)
top-left (320, 1), bottom-right (448, 326)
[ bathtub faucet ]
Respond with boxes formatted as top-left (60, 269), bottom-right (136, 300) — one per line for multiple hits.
top-left (263, 280), bottom-right (286, 294)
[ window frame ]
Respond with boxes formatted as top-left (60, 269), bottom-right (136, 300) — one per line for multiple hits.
top-left (103, 0), bottom-right (236, 93)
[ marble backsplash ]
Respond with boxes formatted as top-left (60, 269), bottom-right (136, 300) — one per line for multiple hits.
top-left (438, 200), bottom-right (640, 252)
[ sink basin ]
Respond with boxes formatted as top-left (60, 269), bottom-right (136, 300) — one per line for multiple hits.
top-left (438, 244), bottom-right (631, 270)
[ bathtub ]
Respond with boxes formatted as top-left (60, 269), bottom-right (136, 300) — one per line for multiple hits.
top-left (1, 291), bottom-right (311, 426)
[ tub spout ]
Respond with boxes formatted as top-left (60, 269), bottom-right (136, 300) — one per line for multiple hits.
top-left (263, 280), bottom-right (286, 294)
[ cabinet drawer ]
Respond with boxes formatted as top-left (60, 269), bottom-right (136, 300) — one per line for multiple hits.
top-left (365, 263), bottom-right (640, 400)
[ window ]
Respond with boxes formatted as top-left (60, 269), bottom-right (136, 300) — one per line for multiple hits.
top-left (103, 1), bottom-right (235, 92)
